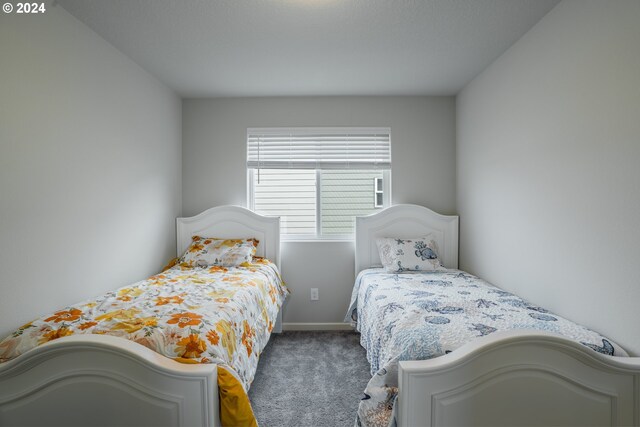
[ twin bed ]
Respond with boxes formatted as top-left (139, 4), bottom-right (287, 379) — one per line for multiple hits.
top-left (0, 206), bottom-right (285, 427)
top-left (1, 204), bottom-right (639, 427)
top-left (351, 204), bottom-right (640, 427)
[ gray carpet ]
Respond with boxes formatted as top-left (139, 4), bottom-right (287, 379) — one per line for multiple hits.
top-left (248, 331), bottom-right (372, 427)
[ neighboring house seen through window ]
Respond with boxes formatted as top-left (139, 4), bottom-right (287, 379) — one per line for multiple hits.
top-left (247, 128), bottom-right (391, 240)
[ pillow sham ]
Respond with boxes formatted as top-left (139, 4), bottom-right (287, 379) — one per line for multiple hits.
top-left (179, 236), bottom-right (259, 268)
top-left (376, 236), bottom-right (444, 272)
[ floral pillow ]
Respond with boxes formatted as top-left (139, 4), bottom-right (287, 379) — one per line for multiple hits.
top-left (179, 236), bottom-right (259, 268)
top-left (376, 236), bottom-right (444, 272)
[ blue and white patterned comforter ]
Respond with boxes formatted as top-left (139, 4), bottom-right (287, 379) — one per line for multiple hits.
top-left (345, 268), bottom-right (627, 427)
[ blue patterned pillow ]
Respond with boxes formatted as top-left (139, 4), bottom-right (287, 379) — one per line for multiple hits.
top-left (376, 236), bottom-right (444, 272)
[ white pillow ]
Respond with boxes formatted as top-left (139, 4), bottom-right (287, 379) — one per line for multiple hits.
top-left (376, 236), bottom-right (444, 272)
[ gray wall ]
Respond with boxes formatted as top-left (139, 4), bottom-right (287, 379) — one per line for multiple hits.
top-left (0, 6), bottom-right (182, 337)
top-left (457, 0), bottom-right (640, 354)
top-left (182, 96), bottom-right (456, 325)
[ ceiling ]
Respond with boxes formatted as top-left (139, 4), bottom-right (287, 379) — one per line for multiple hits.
top-left (57, 0), bottom-right (560, 97)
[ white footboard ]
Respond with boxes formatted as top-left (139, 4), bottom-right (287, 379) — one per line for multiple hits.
top-left (0, 335), bottom-right (219, 427)
top-left (398, 331), bottom-right (640, 427)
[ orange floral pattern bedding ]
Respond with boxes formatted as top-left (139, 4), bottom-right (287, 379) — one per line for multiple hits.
top-left (0, 259), bottom-right (288, 392)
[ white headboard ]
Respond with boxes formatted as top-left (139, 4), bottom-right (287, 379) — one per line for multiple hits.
top-left (176, 206), bottom-right (280, 269)
top-left (355, 204), bottom-right (459, 274)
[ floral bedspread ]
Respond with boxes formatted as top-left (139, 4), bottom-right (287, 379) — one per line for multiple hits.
top-left (345, 268), bottom-right (626, 427)
top-left (0, 259), bottom-right (288, 392)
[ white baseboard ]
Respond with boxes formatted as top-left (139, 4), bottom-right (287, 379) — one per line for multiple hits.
top-left (282, 322), bottom-right (354, 331)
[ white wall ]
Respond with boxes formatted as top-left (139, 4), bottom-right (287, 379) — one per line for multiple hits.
top-left (0, 6), bottom-right (182, 337)
top-left (182, 96), bottom-right (455, 326)
top-left (457, 0), bottom-right (640, 354)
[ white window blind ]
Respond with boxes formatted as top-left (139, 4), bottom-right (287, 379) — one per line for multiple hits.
top-left (247, 127), bottom-right (391, 239)
top-left (247, 127), bottom-right (391, 170)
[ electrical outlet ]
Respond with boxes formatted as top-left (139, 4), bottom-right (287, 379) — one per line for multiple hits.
top-left (310, 288), bottom-right (319, 301)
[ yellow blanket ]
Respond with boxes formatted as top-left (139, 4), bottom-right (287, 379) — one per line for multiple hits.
top-left (177, 357), bottom-right (258, 427)
top-left (218, 366), bottom-right (259, 427)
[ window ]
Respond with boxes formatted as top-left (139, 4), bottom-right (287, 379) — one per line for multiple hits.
top-left (247, 128), bottom-right (391, 240)
top-left (374, 177), bottom-right (384, 208)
